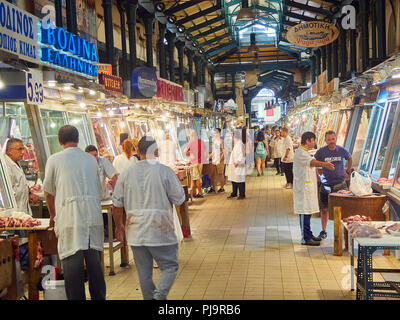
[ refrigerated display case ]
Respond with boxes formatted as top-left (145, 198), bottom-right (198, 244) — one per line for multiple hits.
top-left (336, 110), bottom-right (352, 146)
top-left (350, 108), bottom-right (371, 167)
top-left (91, 117), bottom-right (117, 161)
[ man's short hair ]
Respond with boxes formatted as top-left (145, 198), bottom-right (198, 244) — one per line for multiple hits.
top-left (325, 130), bottom-right (336, 137)
top-left (58, 125), bottom-right (79, 145)
top-left (281, 127), bottom-right (289, 133)
top-left (85, 145), bottom-right (98, 153)
top-left (6, 137), bottom-right (23, 152)
top-left (138, 136), bottom-right (158, 155)
top-left (214, 128), bottom-right (221, 134)
top-left (301, 131), bottom-right (316, 145)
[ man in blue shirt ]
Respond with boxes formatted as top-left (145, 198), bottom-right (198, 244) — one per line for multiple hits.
top-left (314, 131), bottom-right (353, 240)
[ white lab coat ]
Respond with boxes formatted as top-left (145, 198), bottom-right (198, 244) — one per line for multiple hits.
top-left (227, 140), bottom-right (246, 183)
top-left (293, 147), bottom-right (319, 215)
top-left (113, 153), bottom-right (138, 174)
top-left (112, 160), bottom-right (185, 246)
top-left (43, 147), bottom-right (103, 260)
top-left (4, 154), bottom-right (32, 215)
top-left (97, 156), bottom-right (117, 200)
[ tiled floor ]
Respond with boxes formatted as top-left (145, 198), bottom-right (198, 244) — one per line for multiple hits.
top-left (100, 166), bottom-right (400, 300)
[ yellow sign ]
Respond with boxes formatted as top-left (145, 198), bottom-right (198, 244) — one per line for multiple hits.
top-left (287, 21), bottom-right (339, 48)
top-left (97, 63), bottom-right (112, 75)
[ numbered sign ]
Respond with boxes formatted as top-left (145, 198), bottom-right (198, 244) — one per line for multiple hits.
top-left (26, 69), bottom-right (44, 104)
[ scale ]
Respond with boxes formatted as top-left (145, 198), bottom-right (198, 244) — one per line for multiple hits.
top-left (18, 159), bottom-right (38, 182)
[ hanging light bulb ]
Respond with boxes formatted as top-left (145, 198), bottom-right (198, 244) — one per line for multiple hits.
top-left (236, 0), bottom-right (255, 22)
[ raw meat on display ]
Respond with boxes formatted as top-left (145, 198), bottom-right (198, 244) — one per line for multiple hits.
top-left (385, 223), bottom-right (400, 234)
top-left (348, 222), bottom-right (382, 238)
top-left (343, 215), bottom-right (372, 223)
top-left (0, 216), bottom-right (41, 228)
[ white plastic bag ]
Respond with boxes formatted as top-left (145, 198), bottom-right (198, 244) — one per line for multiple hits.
top-left (173, 206), bottom-right (184, 244)
top-left (349, 171), bottom-right (373, 197)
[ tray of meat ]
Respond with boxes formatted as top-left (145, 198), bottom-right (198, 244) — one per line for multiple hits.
top-left (385, 223), bottom-right (400, 236)
top-left (337, 190), bottom-right (353, 195)
top-left (30, 184), bottom-right (43, 193)
top-left (0, 216), bottom-right (49, 230)
top-left (343, 215), bottom-right (372, 223)
top-left (348, 221), bottom-right (382, 238)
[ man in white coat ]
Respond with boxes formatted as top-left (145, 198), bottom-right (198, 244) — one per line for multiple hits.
top-left (44, 125), bottom-right (106, 300)
top-left (293, 132), bottom-right (335, 246)
top-left (227, 129), bottom-right (247, 199)
top-left (112, 136), bottom-right (185, 300)
top-left (4, 138), bottom-right (40, 214)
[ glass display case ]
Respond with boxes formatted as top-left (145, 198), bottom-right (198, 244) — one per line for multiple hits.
top-left (128, 120), bottom-right (147, 140)
top-left (66, 112), bottom-right (92, 151)
top-left (91, 117), bottom-right (116, 161)
top-left (351, 108), bottom-right (370, 167)
top-left (358, 103), bottom-right (385, 172)
top-left (370, 101), bottom-right (399, 179)
top-left (336, 110), bottom-right (352, 146)
top-left (108, 118), bottom-right (130, 153)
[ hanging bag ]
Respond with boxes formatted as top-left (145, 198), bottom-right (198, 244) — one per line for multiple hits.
top-left (349, 171), bottom-right (373, 197)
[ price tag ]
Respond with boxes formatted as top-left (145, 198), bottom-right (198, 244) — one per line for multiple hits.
top-left (25, 69), bottom-right (44, 104)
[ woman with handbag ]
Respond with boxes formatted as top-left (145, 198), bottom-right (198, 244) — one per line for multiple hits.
top-left (254, 131), bottom-right (270, 176)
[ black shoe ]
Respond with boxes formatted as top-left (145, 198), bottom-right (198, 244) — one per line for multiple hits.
top-left (217, 188), bottom-right (225, 193)
top-left (227, 195), bottom-right (237, 199)
top-left (281, 173), bottom-right (284, 176)
top-left (208, 188), bottom-right (216, 194)
top-left (276, 172), bottom-right (280, 175)
top-left (312, 236), bottom-right (322, 242)
top-left (302, 239), bottom-right (321, 246)
top-left (257, 173), bottom-right (260, 176)
top-left (194, 194), bottom-right (204, 198)
top-left (237, 196), bottom-right (246, 200)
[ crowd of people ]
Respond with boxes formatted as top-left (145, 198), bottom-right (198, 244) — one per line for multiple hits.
top-left (2, 120), bottom-right (353, 300)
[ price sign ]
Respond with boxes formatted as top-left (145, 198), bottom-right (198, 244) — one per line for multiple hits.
top-left (26, 69), bottom-right (44, 104)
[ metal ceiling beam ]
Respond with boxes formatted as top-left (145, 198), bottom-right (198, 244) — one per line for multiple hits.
top-left (213, 47), bottom-right (239, 63)
top-left (225, 0), bottom-right (242, 7)
top-left (206, 42), bottom-right (237, 57)
top-left (283, 19), bottom-right (297, 27)
top-left (177, 4), bottom-right (221, 25)
top-left (199, 33), bottom-right (231, 48)
top-left (283, 0), bottom-right (333, 17)
top-left (164, 0), bottom-right (203, 16)
top-left (215, 61), bottom-right (300, 72)
top-left (193, 24), bottom-right (227, 40)
top-left (283, 10), bottom-right (317, 22)
top-left (186, 16), bottom-right (225, 32)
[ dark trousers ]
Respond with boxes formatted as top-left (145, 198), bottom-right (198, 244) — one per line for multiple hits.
top-left (273, 158), bottom-right (282, 173)
top-left (299, 214), bottom-right (313, 243)
top-left (62, 249), bottom-right (106, 300)
top-left (282, 162), bottom-right (293, 184)
top-left (231, 181), bottom-right (245, 197)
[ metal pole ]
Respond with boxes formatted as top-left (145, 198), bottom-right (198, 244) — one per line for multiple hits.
top-left (333, 39), bottom-right (338, 78)
top-left (350, 29), bottom-right (357, 74)
top-left (339, 25), bottom-right (347, 80)
top-left (55, 0), bottom-right (63, 28)
top-left (125, 1), bottom-right (138, 77)
top-left (327, 43), bottom-right (332, 82)
top-left (158, 22), bottom-right (167, 79)
top-left (66, 0), bottom-right (77, 34)
top-left (376, 0), bottom-right (386, 59)
top-left (117, 3), bottom-right (128, 80)
top-left (144, 14), bottom-right (154, 68)
top-left (321, 46), bottom-right (326, 71)
top-left (102, 0), bottom-right (115, 73)
top-left (166, 32), bottom-right (176, 82)
top-left (177, 41), bottom-right (185, 87)
top-left (360, 0), bottom-right (369, 71)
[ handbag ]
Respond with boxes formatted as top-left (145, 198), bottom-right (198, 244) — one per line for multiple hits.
top-left (349, 171), bottom-right (373, 197)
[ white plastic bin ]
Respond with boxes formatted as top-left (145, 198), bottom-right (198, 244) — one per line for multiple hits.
top-left (44, 280), bottom-right (67, 300)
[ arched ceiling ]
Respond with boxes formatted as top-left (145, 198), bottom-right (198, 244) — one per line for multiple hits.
top-left (159, 0), bottom-right (340, 95)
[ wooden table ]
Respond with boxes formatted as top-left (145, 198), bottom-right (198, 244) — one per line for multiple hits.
top-left (101, 200), bottom-right (129, 276)
top-left (0, 236), bottom-right (18, 299)
top-left (328, 193), bottom-right (387, 256)
top-left (0, 219), bottom-right (58, 300)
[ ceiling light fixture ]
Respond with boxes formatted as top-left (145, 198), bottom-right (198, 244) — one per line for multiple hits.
top-left (155, 1), bottom-right (165, 12)
top-left (236, 0), bottom-right (256, 22)
top-left (167, 15), bottom-right (177, 24)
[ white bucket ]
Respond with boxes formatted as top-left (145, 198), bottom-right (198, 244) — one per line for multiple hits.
top-left (43, 280), bottom-right (68, 300)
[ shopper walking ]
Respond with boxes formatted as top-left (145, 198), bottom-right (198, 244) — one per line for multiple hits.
top-left (254, 131), bottom-right (269, 176)
top-left (293, 132), bottom-right (335, 246)
top-left (184, 130), bottom-right (209, 198)
top-left (112, 136), bottom-right (185, 300)
top-left (44, 125), bottom-right (106, 300)
top-left (113, 139), bottom-right (138, 174)
top-left (270, 129), bottom-right (283, 175)
top-left (281, 127), bottom-right (294, 189)
top-left (209, 128), bottom-right (225, 193)
top-left (227, 129), bottom-right (246, 199)
top-left (314, 130), bottom-right (353, 240)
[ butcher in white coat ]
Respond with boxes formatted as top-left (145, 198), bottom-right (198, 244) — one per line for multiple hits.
top-left (44, 125), bottom-right (106, 300)
top-left (4, 138), bottom-right (39, 214)
top-left (227, 129), bottom-right (247, 199)
top-left (293, 132), bottom-right (334, 246)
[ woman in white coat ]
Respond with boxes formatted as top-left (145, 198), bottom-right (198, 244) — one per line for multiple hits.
top-left (113, 139), bottom-right (138, 174)
top-left (293, 132), bottom-right (334, 246)
top-left (227, 129), bottom-right (247, 199)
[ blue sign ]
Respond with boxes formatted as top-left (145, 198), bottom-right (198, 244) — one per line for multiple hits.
top-left (40, 22), bottom-right (98, 77)
top-left (131, 67), bottom-right (158, 98)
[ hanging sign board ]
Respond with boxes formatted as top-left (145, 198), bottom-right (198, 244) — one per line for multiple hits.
top-left (287, 21), bottom-right (339, 48)
top-left (97, 63), bottom-right (112, 75)
top-left (131, 67), bottom-right (158, 98)
top-left (156, 78), bottom-right (184, 102)
top-left (0, 0), bottom-right (40, 64)
top-left (223, 98), bottom-right (237, 110)
top-left (99, 73), bottom-right (122, 95)
top-left (25, 69), bottom-right (44, 104)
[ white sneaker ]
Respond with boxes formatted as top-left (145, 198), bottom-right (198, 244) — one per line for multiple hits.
top-left (286, 183), bottom-right (293, 189)
top-left (283, 183), bottom-right (288, 188)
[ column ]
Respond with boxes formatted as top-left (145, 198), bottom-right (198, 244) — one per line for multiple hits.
top-left (66, 0), bottom-right (77, 34)
top-left (210, 70), bottom-right (216, 99)
top-left (143, 14), bottom-right (154, 68)
top-left (376, 0), bottom-right (386, 59)
top-left (231, 72), bottom-right (236, 100)
top-left (326, 43), bottom-right (332, 82)
top-left (102, 0), bottom-right (115, 73)
top-left (186, 49), bottom-right (194, 89)
top-left (201, 59), bottom-right (206, 85)
top-left (176, 41), bottom-right (185, 87)
top-left (158, 22), bottom-right (167, 79)
top-left (315, 49), bottom-right (321, 76)
top-left (339, 26), bottom-right (347, 80)
top-left (310, 56), bottom-right (316, 84)
top-left (117, 2), bottom-right (128, 80)
top-left (360, 0), bottom-right (369, 71)
top-left (125, 0), bottom-right (138, 76)
top-left (194, 55), bottom-right (201, 87)
top-left (55, 0), bottom-right (63, 27)
top-left (166, 32), bottom-right (176, 82)
top-left (332, 39), bottom-right (338, 78)
top-left (321, 46), bottom-right (326, 72)
top-left (350, 29), bottom-right (357, 74)
top-left (371, 2), bottom-right (377, 59)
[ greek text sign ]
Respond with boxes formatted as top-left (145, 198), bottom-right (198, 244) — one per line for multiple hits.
top-left (0, 0), bottom-right (40, 64)
top-left (131, 67), bottom-right (158, 98)
top-left (287, 21), bottom-right (339, 48)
